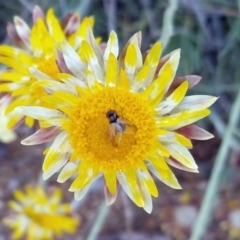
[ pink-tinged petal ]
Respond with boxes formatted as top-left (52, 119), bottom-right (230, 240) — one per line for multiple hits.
top-left (0, 94), bottom-right (12, 106)
top-left (176, 124), bottom-right (214, 140)
top-left (99, 43), bottom-right (107, 53)
top-left (6, 23), bottom-right (25, 48)
top-left (12, 117), bottom-right (25, 130)
top-left (60, 12), bottom-right (74, 29)
top-left (21, 126), bottom-right (61, 145)
top-left (104, 184), bottom-right (118, 205)
top-left (171, 95), bottom-right (218, 114)
top-left (166, 157), bottom-right (199, 173)
top-left (56, 50), bottom-right (73, 74)
top-left (13, 16), bottom-right (30, 49)
top-left (167, 75), bottom-right (202, 96)
top-left (32, 5), bottom-right (45, 23)
top-left (63, 13), bottom-right (80, 36)
top-left (60, 11), bottom-right (74, 29)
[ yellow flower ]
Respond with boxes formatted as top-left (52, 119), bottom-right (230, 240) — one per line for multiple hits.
top-left (3, 185), bottom-right (78, 240)
top-left (16, 28), bottom-right (217, 213)
top-left (0, 95), bottom-right (17, 143)
top-left (0, 6), bottom-right (95, 128)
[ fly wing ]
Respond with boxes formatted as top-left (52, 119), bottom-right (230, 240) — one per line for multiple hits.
top-left (120, 118), bottom-right (137, 134)
top-left (109, 124), bottom-right (122, 147)
top-left (109, 124), bottom-right (117, 141)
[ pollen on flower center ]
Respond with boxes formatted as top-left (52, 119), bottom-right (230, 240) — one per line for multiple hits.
top-left (65, 87), bottom-right (158, 171)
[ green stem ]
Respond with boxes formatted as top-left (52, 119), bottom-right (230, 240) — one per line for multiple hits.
top-left (86, 200), bottom-right (110, 240)
top-left (159, 0), bottom-right (178, 49)
top-left (37, 170), bottom-right (46, 189)
top-left (189, 87), bottom-right (240, 240)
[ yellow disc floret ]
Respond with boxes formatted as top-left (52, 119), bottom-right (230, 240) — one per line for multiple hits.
top-left (65, 87), bottom-right (158, 172)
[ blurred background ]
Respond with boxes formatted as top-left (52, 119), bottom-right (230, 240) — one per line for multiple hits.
top-left (0, 0), bottom-right (240, 239)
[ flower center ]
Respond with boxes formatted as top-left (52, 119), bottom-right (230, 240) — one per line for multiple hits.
top-left (66, 87), bottom-right (158, 171)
